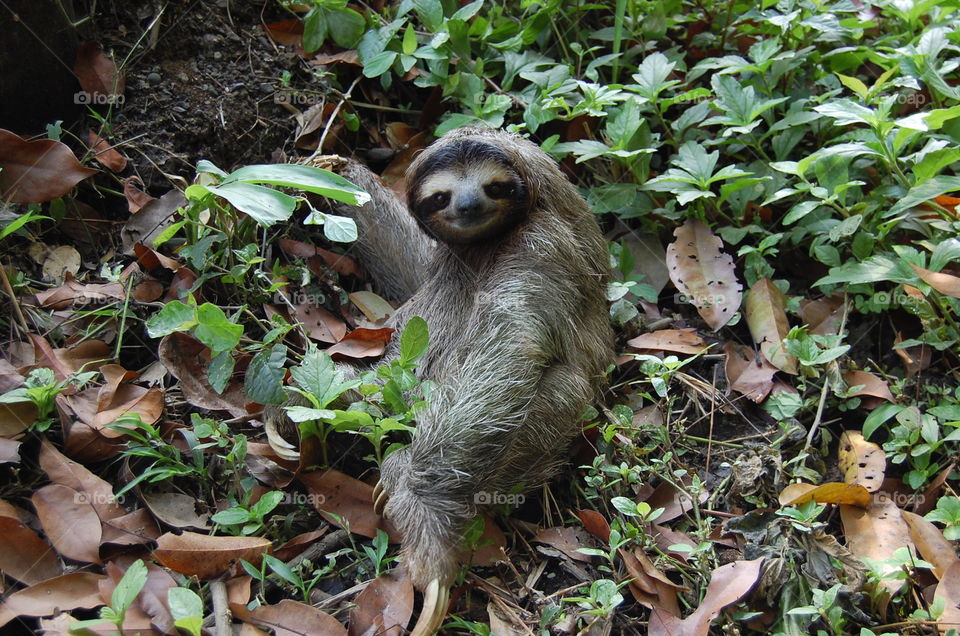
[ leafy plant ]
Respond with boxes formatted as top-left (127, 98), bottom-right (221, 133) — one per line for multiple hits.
top-left (0, 367), bottom-right (97, 432)
top-left (69, 559), bottom-right (148, 633)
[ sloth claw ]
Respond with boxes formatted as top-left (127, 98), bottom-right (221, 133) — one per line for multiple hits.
top-left (409, 578), bottom-right (449, 636)
top-left (372, 480), bottom-right (388, 517)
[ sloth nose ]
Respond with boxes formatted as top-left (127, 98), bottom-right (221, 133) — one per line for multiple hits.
top-left (456, 193), bottom-right (484, 217)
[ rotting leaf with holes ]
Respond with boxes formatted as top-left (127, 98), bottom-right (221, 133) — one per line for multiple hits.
top-left (840, 494), bottom-right (915, 599)
top-left (0, 129), bottom-right (97, 203)
top-left (723, 342), bottom-right (777, 403)
top-left (666, 219), bottom-right (742, 331)
top-left (626, 328), bottom-right (708, 355)
top-left (744, 278), bottom-right (797, 374)
top-left (838, 430), bottom-right (886, 493)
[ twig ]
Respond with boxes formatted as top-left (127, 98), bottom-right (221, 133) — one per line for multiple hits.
top-left (0, 263), bottom-right (29, 333)
top-left (209, 579), bottom-right (231, 636)
top-left (310, 77), bottom-right (361, 161)
top-left (805, 296), bottom-right (850, 450)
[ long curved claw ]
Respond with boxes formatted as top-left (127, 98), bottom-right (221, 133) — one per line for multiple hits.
top-left (372, 480), bottom-right (389, 517)
top-left (409, 578), bottom-right (449, 636)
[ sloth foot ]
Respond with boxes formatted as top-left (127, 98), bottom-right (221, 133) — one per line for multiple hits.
top-left (372, 479), bottom-right (389, 517)
top-left (409, 578), bottom-right (450, 636)
top-left (303, 154), bottom-right (347, 172)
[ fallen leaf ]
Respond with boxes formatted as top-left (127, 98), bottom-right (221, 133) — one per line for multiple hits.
top-left (291, 301), bottom-right (347, 344)
top-left (0, 514), bottom-right (61, 584)
top-left (723, 342), bottom-right (777, 403)
top-left (38, 438), bottom-right (127, 521)
top-left (893, 332), bottom-right (932, 377)
top-left (0, 129), bottom-right (97, 203)
top-left (901, 510), bottom-right (959, 580)
top-left (644, 478), bottom-right (710, 523)
top-left (666, 219), bottom-right (742, 331)
top-left (843, 370), bottom-right (895, 404)
top-left (744, 278), bottom-right (797, 374)
top-left (243, 599), bottom-right (347, 636)
top-left (74, 41), bottom-right (125, 99)
top-left (347, 568), bottom-right (413, 636)
top-left (648, 558), bottom-right (764, 636)
top-left (840, 495), bottom-right (914, 598)
top-left (87, 130), bottom-right (127, 172)
top-left (121, 190), bottom-right (187, 255)
top-left (158, 332), bottom-right (248, 417)
top-left (272, 529), bottom-right (327, 562)
top-left (299, 469), bottom-right (400, 541)
top-left (533, 526), bottom-right (596, 563)
top-left (577, 509), bottom-right (611, 543)
top-left (349, 291), bottom-right (396, 323)
top-left (278, 238), bottom-right (362, 278)
top-left (100, 508), bottom-right (161, 546)
top-left (153, 531), bottom-right (271, 579)
top-left (778, 482), bottom-right (871, 508)
top-left (327, 327), bottom-right (394, 359)
top-left (0, 438), bottom-right (21, 464)
top-left (32, 484), bottom-right (103, 564)
top-left (140, 491), bottom-right (211, 530)
top-left (0, 572), bottom-right (106, 628)
top-left (263, 19), bottom-right (304, 47)
top-left (934, 561), bottom-right (960, 632)
top-left (41, 246), bottom-right (81, 282)
top-left (123, 175), bottom-right (156, 212)
top-left (837, 431), bottom-right (885, 492)
top-left (626, 328), bottom-right (708, 355)
top-left (910, 263), bottom-right (960, 298)
top-left (800, 295), bottom-right (845, 336)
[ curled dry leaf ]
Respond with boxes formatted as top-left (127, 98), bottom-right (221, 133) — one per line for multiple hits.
top-left (123, 175), bottom-right (156, 212)
top-left (327, 327), bottom-right (394, 359)
top-left (153, 531), bottom-right (271, 579)
top-left (158, 332), bottom-right (248, 417)
top-left (910, 263), bottom-right (960, 299)
top-left (299, 469), bottom-right (400, 541)
top-left (349, 291), bottom-right (396, 323)
top-left (666, 219), bottom-right (742, 331)
top-left (533, 526), bottom-right (595, 563)
top-left (626, 328), bottom-right (708, 355)
top-left (39, 438), bottom-right (126, 521)
top-left (778, 482), bottom-right (871, 508)
top-left (744, 278), bottom-right (797, 374)
top-left (901, 510), bottom-right (959, 580)
top-left (800, 295), bottom-right (845, 336)
top-left (0, 572), bottom-right (106, 628)
top-left (86, 130), bottom-right (127, 172)
top-left (644, 477), bottom-right (710, 524)
top-left (578, 508), bottom-right (611, 543)
top-left (291, 301), bottom-right (347, 344)
top-left (74, 41), bottom-right (125, 98)
top-left (278, 238), bottom-right (362, 278)
top-left (32, 484), bottom-right (103, 564)
top-left (843, 370), bottom-right (895, 405)
top-left (243, 599), bottom-right (347, 636)
top-left (140, 491), bottom-right (211, 531)
top-left (0, 513), bottom-right (61, 585)
top-left (121, 190), bottom-right (187, 255)
top-left (347, 567), bottom-right (414, 636)
top-left (35, 279), bottom-right (126, 310)
top-left (723, 342), bottom-right (777, 403)
top-left (648, 558), bottom-right (764, 636)
top-left (840, 495), bottom-right (914, 599)
top-left (0, 129), bottom-right (98, 203)
top-left (934, 561), bottom-right (960, 633)
top-left (41, 246), bottom-right (82, 283)
top-left (838, 431), bottom-right (886, 493)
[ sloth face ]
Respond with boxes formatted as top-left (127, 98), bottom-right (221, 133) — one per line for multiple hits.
top-left (408, 139), bottom-right (529, 245)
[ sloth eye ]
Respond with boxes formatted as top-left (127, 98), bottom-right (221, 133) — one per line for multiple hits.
top-left (484, 182), bottom-right (515, 199)
top-left (429, 192), bottom-right (450, 208)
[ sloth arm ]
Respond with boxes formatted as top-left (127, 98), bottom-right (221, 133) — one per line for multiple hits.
top-left (333, 161), bottom-right (436, 302)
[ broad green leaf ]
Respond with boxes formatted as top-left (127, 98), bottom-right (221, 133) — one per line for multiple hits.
top-left (630, 52), bottom-right (677, 100)
top-left (208, 351), bottom-right (236, 395)
top-left (363, 51), bottom-right (397, 78)
top-left (813, 99), bottom-right (876, 126)
top-left (112, 559), bottom-right (148, 613)
top-left (835, 72), bottom-right (868, 99)
top-left (227, 164), bottom-right (370, 206)
top-left (413, 0), bottom-right (444, 31)
top-left (146, 300), bottom-right (197, 337)
top-left (284, 405), bottom-right (337, 422)
top-left (321, 213), bottom-right (359, 243)
top-left (290, 345), bottom-right (359, 407)
top-left (328, 7), bottom-right (365, 49)
top-left (205, 182), bottom-right (297, 227)
top-left (399, 316), bottom-right (429, 365)
top-left (245, 344), bottom-right (288, 405)
top-left (194, 303), bottom-right (243, 353)
top-left (887, 176), bottom-right (960, 217)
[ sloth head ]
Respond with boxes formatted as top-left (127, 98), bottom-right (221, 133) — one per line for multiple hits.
top-left (407, 135), bottom-right (530, 245)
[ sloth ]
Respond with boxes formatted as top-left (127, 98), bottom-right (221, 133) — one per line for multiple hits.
top-left (305, 127), bottom-right (613, 634)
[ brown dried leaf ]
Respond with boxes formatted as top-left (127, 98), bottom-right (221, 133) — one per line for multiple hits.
top-left (140, 491), bottom-right (210, 531)
top-left (41, 246), bottom-right (82, 282)
top-left (626, 328), bottom-right (708, 355)
top-left (533, 526), bottom-right (595, 563)
top-left (901, 510), bottom-right (959, 580)
top-left (134, 243), bottom-right (183, 273)
top-left (74, 41), bottom-right (124, 98)
top-left (469, 516), bottom-right (508, 567)
top-left (644, 478), bottom-right (710, 523)
top-left (0, 437), bottom-right (20, 464)
top-left (620, 548), bottom-right (681, 615)
top-left (154, 531), bottom-right (271, 579)
top-left (800, 295), bottom-right (845, 336)
top-left (327, 327), bottom-right (394, 359)
top-left (158, 332), bottom-right (248, 417)
top-left (86, 130), bottom-right (127, 172)
top-left (840, 495), bottom-right (914, 598)
top-left (38, 438), bottom-right (126, 521)
top-left (0, 401), bottom-right (36, 437)
top-left (893, 332), bottom-right (932, 377)
top-left (299, 469), bottom-right (400, 541)
top-left (843, 370), bottom-right (895, 404)
top-left (744, 278), bottom-right (797, 374)
top-left (0, 514), bottom-right (61, 584)
top-left (35, 280), bottom-right (126, 310)
top-left (349, 291), bottom-right (396, 323)
top-left (723, 342), bottom-right (777, 403)
top-left (0, 572), bottom-right (106, 628)
top-left (934, 561), bottom-right (960, 632)
top-left (32, 484), bottom-right (103, 564)
top-left (666, 219), bottom-right (742, 331)
top-left (648, 558), bottom-right (764, 636)
top-left (291, 302), bottom-right (347, 344)
top-left (123, 176), bottom-right (155, 213)
top-left (244, 599), bottom-right (347, 636)
top-left (779, 482), bottom-right (871, 508)
top-left (121, 190), bottom-right (187, 255)
top-left (278, 238), bottom-right (362, 278)
top-left (0, 129), bottom-right (97, 203)
top-left (347, 568), bottom-right (414, 636)
top-left (100, 508), bottom-right (161, 546)
top-left (910, 263), bottom-right (960, 298)
top-left (263, 19), bottom-right (304, 46)
top-left (838, 431), bottom-right (886, 493)
top-left (577, 509), bottom-right (611, 543)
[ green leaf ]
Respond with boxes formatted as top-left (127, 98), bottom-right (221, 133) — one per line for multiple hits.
top-left (363, 51), bottom-right (398, 78)
top-left (284, 405), bottom-right (337, 422)
top-left (399, 316), bottom-right (429, 365)
top-left (211, 507), bottom-right (252, 525)
top-left (245, 344), bottom-right (288, 405)
top-left (208, 351), bottom-right (236, 395)
top-left (813, 99), bottom-right (876, 126)
top-left (290, 345), bottom-right (359, 407)
top-left (194, 303), bottom-right (243, 354)
top-left (227, 164), bottom-right (370, 207)
top-left (835, 72), bottom-right (868, 99)
top-left (912, 148), bottom-right (960, 184)
top-left (146, 300), bottom-right (197, 337)
top-left (887, 176), bottom-right (960, 217)
top-left (205, 181), bottom-right (297, 227)
top-left (303, 7), bottom-right (328, 53)
top-left (402, 24), bottom-right (417, 55)
top-left (630, 52), bottom-right (677, 100)
top-left (168, 587), bottom-right (204, 625)
top-left (112, 559), bottom-right (149, 614)
top-left (0, 209), bottom-right (49, 241)
top-left (263, 554), bottom-right (299, 585)
top-left (321, 213), bottom-right (359, 243)
top-left (413, 0), bottom-right (444, 30)
top-left (328, 7), bottom-right (365, 49)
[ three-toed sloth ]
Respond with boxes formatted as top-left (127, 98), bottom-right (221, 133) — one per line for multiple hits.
top-left (312, 127), bottom-right (613, 634)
